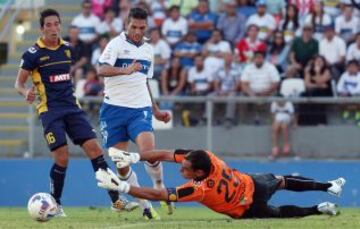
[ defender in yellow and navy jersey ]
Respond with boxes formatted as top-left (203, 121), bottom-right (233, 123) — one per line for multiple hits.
top-left (20, 38), bottom-right (96, 151)
top-left (15, 9), bottom-right (139, 214)
top-left (20, 38), bottom-right (77, 114)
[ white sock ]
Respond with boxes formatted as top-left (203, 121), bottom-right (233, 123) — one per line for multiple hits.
top-left (118, 167), bottom-right (152, 210)
top-left (144, 161), bottom-right (165, 189)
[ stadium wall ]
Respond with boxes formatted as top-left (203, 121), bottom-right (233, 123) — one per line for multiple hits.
top-left (0, 159), bottom-right (358, 207)
top-left (28, 126), bottom-right (360, 158)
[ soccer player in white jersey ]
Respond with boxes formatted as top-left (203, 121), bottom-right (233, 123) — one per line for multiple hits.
top-left (97, 7), bottom-right (172, 220)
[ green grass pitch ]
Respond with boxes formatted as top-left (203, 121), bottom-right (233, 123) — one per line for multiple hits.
top-left (0, 207), bottom-right (359, 229)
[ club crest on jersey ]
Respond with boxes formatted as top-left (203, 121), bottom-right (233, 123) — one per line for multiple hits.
top-left (49, 74), bottom-right (71, 83)
top-left (64, 49), bottom-right (71, 59)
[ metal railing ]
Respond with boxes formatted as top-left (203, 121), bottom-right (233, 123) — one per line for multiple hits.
top-left (20, 96), bottom-right (360, 157)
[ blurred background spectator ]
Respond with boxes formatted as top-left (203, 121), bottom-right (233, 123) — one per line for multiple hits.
top-left (174, 32), bottom-right (203, 69)
top-left (188, 0), bottom-right (218, 44)
top-left (289, 25), bottom-right (318, 75)
top-left (149, 28), bottom-right (172, 80)
top-left (335, 4), bottom-right (359, 44)
top-left (270, 98), bottom-right (295, 159)
top-left (161, 5), bottom-right (188, 47)
top-left (71, 1), bottom-right (100, 47)
top-left (319, 24), bottom-right (346, 80)
top-left (64, 26), bottom-right (89, 78)
top-left (304, 1), bottom-right (332, 41)
top-left (337, 60), bottom-right (360, 125)
top-left (236, 24), bottom-right (267, 64)
top-left (246, 0), bottom-right (276, 41)
top-left (266, 30), bottom-right (290, 74)
top-left (280, 4), bottom-right (301, 44)
top-left (346, 33), bottom-right (360, 62)
top-left (96, 8), bottom-right (123, 37)
top-left (241, 51), bottom-right (280, 96)
top-left (216, 0), bottom-right (246, 46)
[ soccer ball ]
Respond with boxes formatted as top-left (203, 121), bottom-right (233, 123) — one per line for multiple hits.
top-left (27, 193), bottom-right (58, 222)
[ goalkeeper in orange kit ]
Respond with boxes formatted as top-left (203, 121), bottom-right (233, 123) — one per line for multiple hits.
top-left (96, 148), bottom-right (345, 219)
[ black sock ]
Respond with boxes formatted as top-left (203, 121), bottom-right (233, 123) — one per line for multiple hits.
top-left (284, 175), bottom-right (314, 181)
top-left (91, 155), bottom-right (119, 203)
top-left (50, 163), bottom-right (67, 205)
top-left (279, 205), bottom-right (321, 218)
top-left (284, 176), bottom-right (331, 192)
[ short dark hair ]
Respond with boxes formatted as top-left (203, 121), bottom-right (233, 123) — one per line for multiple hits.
top-left (185, 150), bottom-right (211, 179)
top-left (254, 51), bottom-right (266, 57)
top-left (40, 9), bottom-right (61, 28)
top-left (169, 5), bottom-right (180, 12)
top-left (347, 59), bottom-right (359, 67)
top-left (128, 7), bottom-right (148, 23)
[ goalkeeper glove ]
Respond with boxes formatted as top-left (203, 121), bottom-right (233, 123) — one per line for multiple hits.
top-left (108, 147), bottom-right (141, 168)
top-left (95, 168), bottom-right (130, 193)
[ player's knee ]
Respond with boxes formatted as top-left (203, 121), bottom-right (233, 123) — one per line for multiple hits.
top-left (52, 146), bottom-right (69, 167)
top-left (54, 153), bottom-right (69, 167)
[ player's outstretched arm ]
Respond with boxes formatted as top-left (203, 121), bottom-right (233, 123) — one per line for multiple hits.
top-left (96, 168), bottom-right (168, 201)
top-left (109, 147), bottom-right (176, 168)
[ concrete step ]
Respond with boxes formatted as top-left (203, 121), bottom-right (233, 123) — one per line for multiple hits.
top-left (0, 139), bottom-right (27, 157)
top-left (0, 88), bottom-right (19, 96)
top-left (0, 126), bottom-right (29, 140)
top-left (0, 64), bottom-right (18, 75)
top-left (0, 76), bottom-right (15, 87)
top-left (0, 100), bottom-right (29, 113)
top-left (0, 112), bottom-right (29, 125)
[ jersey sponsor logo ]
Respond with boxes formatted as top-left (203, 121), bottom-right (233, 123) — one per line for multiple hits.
top-left (40, 56), bottom-right (50, 62)
top-left (49, 74), bottom-right (71, 83)
top-left (114, 58), bottom-right (151, 75)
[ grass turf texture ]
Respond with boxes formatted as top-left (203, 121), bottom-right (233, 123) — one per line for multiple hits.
top-left (0, 207), bottom-right (359, 229)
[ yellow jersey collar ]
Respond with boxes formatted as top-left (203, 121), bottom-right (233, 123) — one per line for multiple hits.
top-left (36, 38), bottom-right (65, 50)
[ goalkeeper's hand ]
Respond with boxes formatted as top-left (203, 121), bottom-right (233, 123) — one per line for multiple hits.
top-left (95, 168), bottom-right (130, 193)
top-left (109, 147), bottom-right (141, 168)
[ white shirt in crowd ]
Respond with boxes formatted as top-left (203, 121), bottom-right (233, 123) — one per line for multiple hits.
top-left (337, 72), bottom-right (360, 95)
top-left (304, 14), bottom-right (332, 41)
top-left (204, 40), bottom-right (232, 78)
top-left (188, 67), bottom-right (212, 92)
top-left (335, 15), bottom-right (359, 42)
top-left (96, 18), bottom-right (123, 35)
top-left (246, 13), bottom-right (276, 40)
top-left (271, 101), bottom-right (294, 124)
top-left (98, 32), bottom-right (154, 108)
top-left (71, 13), bottom-right (101, 42)
top-left (152, 39), bottom-right (172, 60)
top-left (346, 43), bottom-right (360, 61)
top-left (319, 36), bottom-right (346, 64)
top-left (241, 62), bottom-right (280, 93)
top-left (161, 17), bottom-right (188, 45)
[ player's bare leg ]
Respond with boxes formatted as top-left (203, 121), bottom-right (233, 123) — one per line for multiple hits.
top-left (51, 145), bottom-right (69, 217)
top-left (271, 122), bottom-right (280, 159)
top-left (113, 141), bottom-right (156, 218)
top-left (280, 123), bottom-right (290, 155)
top-left (82, 139), bottom-right (139, 212)
top-left (136, 132), bottom-right (175, 215)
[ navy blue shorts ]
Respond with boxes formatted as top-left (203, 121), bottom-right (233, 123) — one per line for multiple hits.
top-left (99, 103), bottom-right (153, 148)
top-left (39, 109), bottom-right (97, 151)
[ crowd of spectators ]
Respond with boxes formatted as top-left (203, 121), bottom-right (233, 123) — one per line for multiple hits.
top-left (67, 0), bottom-right (360, 127)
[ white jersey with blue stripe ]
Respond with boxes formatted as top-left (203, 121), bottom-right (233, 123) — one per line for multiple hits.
top-left (98, 32), bottom-right (154, 108)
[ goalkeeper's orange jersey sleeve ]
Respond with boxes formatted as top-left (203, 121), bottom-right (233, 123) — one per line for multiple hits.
top-left (173, 151), bottom-right (255, 218)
